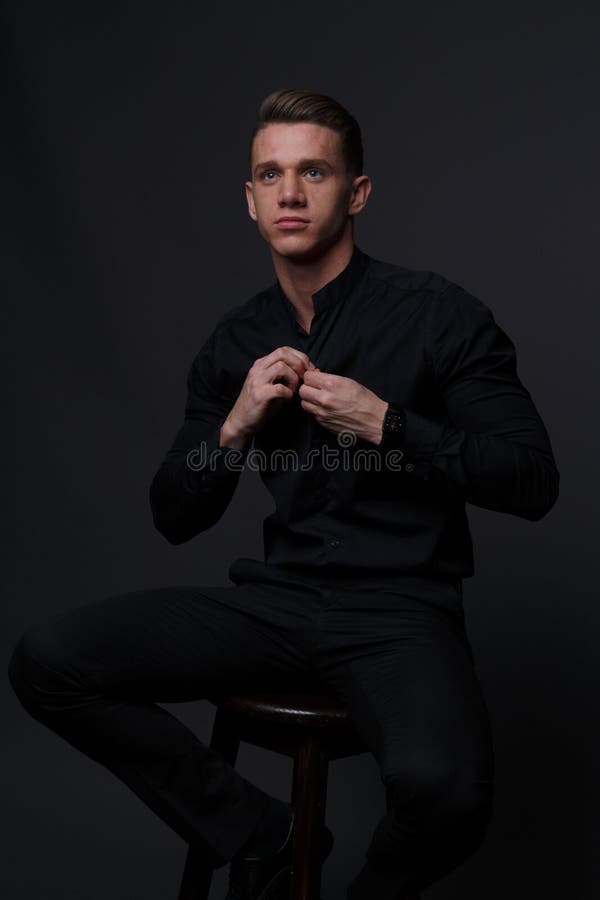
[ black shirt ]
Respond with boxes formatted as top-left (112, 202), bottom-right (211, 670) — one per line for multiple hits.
top-left (149, 245), bottom-right (559, 596)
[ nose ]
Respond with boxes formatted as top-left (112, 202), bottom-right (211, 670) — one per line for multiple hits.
top-left (278, 171), bottom-right (306, 206)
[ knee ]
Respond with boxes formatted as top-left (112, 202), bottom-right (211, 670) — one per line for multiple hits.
top-left (384, 758), bottom-right (494, 842)
top-left (8, 620), bottom-right (75, 715)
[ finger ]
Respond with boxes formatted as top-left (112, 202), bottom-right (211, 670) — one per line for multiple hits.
top-left (266, 382), bottom-right (294, 401)
top-left (300, 398), bottom-right (323, 415)
top-left (264, 360), bottom-right (302, 390)
top-left (262, 346), bottom-right (314, 374)
top-left (269, 355), bottom-right (309, 383)
top-left (298, 383), bottom-right (324, 403)
top-left (302, 368), bottom-right (327, 385)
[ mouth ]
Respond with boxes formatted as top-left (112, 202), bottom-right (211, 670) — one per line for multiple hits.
top-left (275, 217), bottom-right (310, 230)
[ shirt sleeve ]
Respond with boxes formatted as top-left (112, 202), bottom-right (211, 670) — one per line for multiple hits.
top-left (384, 284), bottom-right (560, 521)
top-left (149, 325), bottom-right (251, 544)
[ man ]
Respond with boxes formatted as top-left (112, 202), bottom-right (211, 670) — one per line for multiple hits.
top-left (9, 89), bottom-right (559, 900)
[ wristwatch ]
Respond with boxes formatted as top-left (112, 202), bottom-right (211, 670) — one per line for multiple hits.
top-left (381, 404), bottom-right (406, 445)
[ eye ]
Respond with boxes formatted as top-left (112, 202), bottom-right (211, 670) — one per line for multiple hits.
top-left (260, 170), bottom-right (278, 182)
top-left (305, 168), bottom-right (323, 179)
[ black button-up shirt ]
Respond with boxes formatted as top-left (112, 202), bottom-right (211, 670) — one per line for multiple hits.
top-left (149, 245), bottom-right (559, 595)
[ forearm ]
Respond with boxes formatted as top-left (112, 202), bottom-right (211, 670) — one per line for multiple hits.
top-left (394, 406), bottom-right (560, 520)
top-left (149, 421), bottom-right (250, 544)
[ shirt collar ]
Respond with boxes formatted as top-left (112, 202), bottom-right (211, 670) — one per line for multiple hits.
top-left (276, 245), bottom-right (369, 323)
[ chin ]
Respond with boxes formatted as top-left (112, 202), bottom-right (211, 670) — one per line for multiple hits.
top-left (276, 243), bottom-right (316, 259)
top-left (268, 234), bottom-right (337, 264)
top-left (269, 237), bottom-right (316, 260)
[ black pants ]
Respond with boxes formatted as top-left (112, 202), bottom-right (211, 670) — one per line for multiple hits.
top-left (7, 570), bottom-right (494, 898)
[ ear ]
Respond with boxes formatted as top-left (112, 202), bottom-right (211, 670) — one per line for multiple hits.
top-left (348, 174), bottom-right (372, 217)
top-left (245, 181), bottom-right (257, 221)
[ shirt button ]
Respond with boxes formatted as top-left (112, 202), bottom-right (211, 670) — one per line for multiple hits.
top-left (329, 538), bottom-right (340, 548)
top-left (405, 463), bottom-right (415, 473)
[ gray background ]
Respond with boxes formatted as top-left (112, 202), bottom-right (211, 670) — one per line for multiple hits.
top-left (2, 1), bottom-right (598, 898)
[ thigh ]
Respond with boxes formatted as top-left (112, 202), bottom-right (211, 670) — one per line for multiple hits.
top-left (17, 582), bottom-right (311, 702)
top-left (316, 594), bottom-right (494, 783)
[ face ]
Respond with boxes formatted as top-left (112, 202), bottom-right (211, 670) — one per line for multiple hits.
top-left (245, 122), bottom-right (371, 263)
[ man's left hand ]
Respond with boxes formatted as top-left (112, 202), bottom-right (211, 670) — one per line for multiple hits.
top-left (298, 369), bottom-right (388, 445)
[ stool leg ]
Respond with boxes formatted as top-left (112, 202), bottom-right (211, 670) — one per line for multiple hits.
top-left (178, 708), bottom-right (241, 900)
top-left (290, 738), bottom-right (329, 900)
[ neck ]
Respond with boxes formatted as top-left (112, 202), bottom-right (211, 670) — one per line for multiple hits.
top-left (271, 233), bottom-right (355, 325)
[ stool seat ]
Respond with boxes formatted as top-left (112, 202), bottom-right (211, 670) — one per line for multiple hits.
top-left (217, 693), bottom-right (354, 727)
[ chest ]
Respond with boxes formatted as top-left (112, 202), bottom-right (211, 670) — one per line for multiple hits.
top-left (219, 294), bottom-right (441, 417)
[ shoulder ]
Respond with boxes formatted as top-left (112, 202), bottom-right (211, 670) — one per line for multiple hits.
top-left (364, 252), bottom-right (496, 322)
top-left (364, 253), bottom-right (451, 298)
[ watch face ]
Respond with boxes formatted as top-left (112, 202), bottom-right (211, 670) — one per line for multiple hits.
top-left (384, 407), bottom-right (405, 434)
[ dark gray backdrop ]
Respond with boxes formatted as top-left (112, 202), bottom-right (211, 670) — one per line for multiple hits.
top-left (3, 1), bottom-right (598, 898)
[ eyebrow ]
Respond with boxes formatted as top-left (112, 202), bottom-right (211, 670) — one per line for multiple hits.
top-left (253, 158), bottom-right (335, 176)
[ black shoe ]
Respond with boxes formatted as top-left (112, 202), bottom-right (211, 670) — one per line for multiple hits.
top-left (225, 818), bottom-right (334, 900)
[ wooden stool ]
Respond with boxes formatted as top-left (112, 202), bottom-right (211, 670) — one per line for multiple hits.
top-left (178, 693), bottom-right (368, 900)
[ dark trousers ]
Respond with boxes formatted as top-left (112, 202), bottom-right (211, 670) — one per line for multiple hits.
top-left (7, 572), bottom-right (495, 898)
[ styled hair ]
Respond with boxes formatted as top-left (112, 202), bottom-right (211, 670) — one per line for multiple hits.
top-left (249, 88), bottom-right (364, 178)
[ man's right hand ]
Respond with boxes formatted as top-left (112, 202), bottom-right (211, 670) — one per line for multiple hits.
top-left (220, 347), bottom-right (317, 449)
